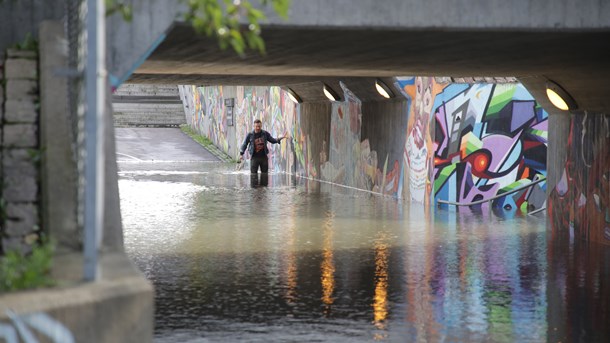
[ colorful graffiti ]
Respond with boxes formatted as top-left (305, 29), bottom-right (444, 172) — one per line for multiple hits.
top-left (432, 83), bottom-right (548, 211)
top-left (395, 77), bottom-right (445, 205)
top-left (321, 82), bottom-right (402, 196)
top-left (549, 113), bottom-right (610, 245)
top-left (180, 80), bottom-right (548, 211)
top-left (179, 85), bottom-right (304, 175)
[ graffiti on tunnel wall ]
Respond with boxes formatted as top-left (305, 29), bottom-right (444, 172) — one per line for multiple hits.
top-left (395, 77), bottom-right (445, 205)
top-left (180, 79), bottom-right (547, 211)
top-left (180, 85), bottom-right (304, 175)
top-left (432, 83), bottom-right (548, 211)
top-left (321, 82), bottom-right (402, 196)
top-left (549, 113), bottom-right (610, 244)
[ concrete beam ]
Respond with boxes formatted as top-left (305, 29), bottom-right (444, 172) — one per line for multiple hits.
top-left (267, 0), bottom-right (610, 29)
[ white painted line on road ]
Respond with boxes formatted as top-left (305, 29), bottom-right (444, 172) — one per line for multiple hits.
top-left (116, 160), bottom-right (225, 163)
top-left (116, 152), bottom-right (144, 161)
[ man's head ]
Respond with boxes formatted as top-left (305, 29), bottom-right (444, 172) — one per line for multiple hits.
top-left (253, 119), bottom-right (262, 133)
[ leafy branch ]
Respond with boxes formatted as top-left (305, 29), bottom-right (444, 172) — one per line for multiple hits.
top-left (106, 0), bottom-right (290, 57)
top-left (184, 0), bottom-right (290, 56)
top-left (105, 0), bottom-right (133, 21)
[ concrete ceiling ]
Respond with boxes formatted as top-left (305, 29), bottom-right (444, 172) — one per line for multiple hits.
top-left (130, 23), bottom-right (610, 113)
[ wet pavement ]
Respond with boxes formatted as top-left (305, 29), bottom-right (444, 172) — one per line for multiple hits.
top-left (117, 130), bottom-right (610, 342)
top-left (116, 128), bottom-right (220, 162)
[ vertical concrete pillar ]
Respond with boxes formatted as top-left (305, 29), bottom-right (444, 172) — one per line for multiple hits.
top-left (39, 21), bottom-right (79, 252)
top-left (102, 82), bottom-right (125, 251)
top-left (548, 112), bottom-right (610, 245)
top-left (0, 55), bottom-right (4, 256)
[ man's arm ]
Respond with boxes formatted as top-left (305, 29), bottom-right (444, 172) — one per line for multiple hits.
top-left (265, 131), bottom-right (286, 144)
top-left (239, 133), bottom-right (251, 157)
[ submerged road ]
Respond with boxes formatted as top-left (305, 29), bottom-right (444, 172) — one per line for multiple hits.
top-left (116, 128), bottom-right (610, 342)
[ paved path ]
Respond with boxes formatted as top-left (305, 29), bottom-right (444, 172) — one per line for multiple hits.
top-left (115, 127), bottom-right (220, 162)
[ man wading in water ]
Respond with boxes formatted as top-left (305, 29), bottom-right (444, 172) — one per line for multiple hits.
top-left (239, 119), bottom-right (287, 174)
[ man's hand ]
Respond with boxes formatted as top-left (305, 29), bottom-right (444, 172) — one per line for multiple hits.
top-left (240, 154), bottom-right (244, 161)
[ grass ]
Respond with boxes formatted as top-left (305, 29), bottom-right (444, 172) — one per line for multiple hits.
top-left (179, 124), bottom-right (236, 162)
top-left (180, 124), bottom-right (215, 148)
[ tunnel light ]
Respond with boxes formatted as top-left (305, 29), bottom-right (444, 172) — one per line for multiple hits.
top-left (323, 84), bottom-right (341, 102)
top-left (375, 79), bottom-right (394, 99)
top-left (286, 88), bottom-right (302, 104)
top-left (546, 80), bottom-right (577, 111)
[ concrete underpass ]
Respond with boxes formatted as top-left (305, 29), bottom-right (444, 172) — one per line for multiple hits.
top-left (1, 0), bottom-right (609, 341)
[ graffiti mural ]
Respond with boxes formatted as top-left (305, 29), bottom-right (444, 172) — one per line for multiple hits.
top-left (180, 79), bottom-right (548, 211)
top-left (179, 85), bottom-right (303, 175)
top-left (432, 83), bottom-right (548, 211)
top-left (321, 83), bottom-right (361, 186)
top-left (395, 77), bottom-right (445, 205)
top-left (549, 113), bottom-right (610, 245)
top-left (320, 82), bottom-right (403, 196)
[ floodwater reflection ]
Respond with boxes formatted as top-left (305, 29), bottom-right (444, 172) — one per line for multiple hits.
top-left (118, 163), bottom-right (610, 342)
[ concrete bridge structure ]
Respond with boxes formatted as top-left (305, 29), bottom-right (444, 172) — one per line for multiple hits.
top-left (109, 0), bottom-right (610, 114)
top-left (105, 0), bottom-right (610, 245)
top-left (0, 0), bottom-right (609, 340)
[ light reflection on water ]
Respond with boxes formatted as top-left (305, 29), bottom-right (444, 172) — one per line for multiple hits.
top-left (119, 163), bottom-right (610, 342)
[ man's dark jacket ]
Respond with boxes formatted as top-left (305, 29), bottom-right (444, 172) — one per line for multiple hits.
top-left (240, 130), bottom-right (281, 157)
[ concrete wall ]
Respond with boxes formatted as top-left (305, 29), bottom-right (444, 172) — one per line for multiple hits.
top-left (106, 0), bottom-right (184, 88)
top-left (267, 0), bottom-right (610, 29)
top-left (0, 253), bottom-right (153, 343)
top-left (0, 0), bottom-right (65, 57)
top-left (298, 101), bottom-right (332, 178)
top-left (548, 112), bottom-right (610, 245)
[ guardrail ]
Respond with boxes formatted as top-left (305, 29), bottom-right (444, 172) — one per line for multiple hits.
top-left (436, 177), bottom-right (547, 215)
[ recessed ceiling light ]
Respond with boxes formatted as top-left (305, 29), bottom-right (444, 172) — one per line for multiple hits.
top-left (285, 88), bottom-right (302, 104)
top-left (375, 79), bottom-right (394, 99)
top-left (323, 84), bottom-right (341, 102)
top-left (546, 80), bottom-right (577, 111)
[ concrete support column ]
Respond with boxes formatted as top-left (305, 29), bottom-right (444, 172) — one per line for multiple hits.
top-left (548, 112), bottom-right (610, 245)
top-left (39, 21), bottom-right (80, 253)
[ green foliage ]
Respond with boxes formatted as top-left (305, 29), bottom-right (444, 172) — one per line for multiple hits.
top-left (12, 33), bottom-right (38, 51)
top-left (105, 0), bottom-right (290, 56)
top-left (27, 148), bottom-right (43, 169)
top-left (105, 0), bottom-right (133, 21)
top-left (184, 0), bottom-right (290, 56)
top-left (180, 124), bottom-right (215, 147)
top-left (0, 197), bottom-right (6, 222)
top-left (180, 124), bottom-right (236, 162)
top-left (0, 238), bottom-right (56, 292)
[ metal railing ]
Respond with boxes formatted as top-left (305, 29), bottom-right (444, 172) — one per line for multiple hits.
top-left (436, 177), bottom-right (547, 215)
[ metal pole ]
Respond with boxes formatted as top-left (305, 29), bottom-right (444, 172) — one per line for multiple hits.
top-left (84, 0), bottom-right (106, 281)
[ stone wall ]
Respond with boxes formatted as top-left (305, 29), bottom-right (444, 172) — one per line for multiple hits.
top-left (0, 49), bottom-right (40, 255)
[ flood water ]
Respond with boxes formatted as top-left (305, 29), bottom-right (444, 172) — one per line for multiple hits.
top-left (118, 162), bottom-right (610, 343)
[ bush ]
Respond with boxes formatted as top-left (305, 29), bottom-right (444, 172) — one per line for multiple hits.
top-left (0, 239), bottom-right (55, 292)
